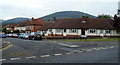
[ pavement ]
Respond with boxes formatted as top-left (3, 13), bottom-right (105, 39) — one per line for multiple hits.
top-left (0, 38), bottom-right (119, 63)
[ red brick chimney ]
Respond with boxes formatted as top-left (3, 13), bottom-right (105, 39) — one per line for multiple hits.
top-left (32, 17), bottom-right (34, 22)
top-left (82, 16), bottom-right (88, 23)
top-left (82, 16), bottom-right (88, 21)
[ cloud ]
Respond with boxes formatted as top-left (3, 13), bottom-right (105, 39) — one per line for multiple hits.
top-left (0, 0), bottom-right (119, 20)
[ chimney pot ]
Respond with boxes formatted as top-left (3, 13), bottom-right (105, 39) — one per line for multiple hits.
top-left (82, 16), bottom-right (88, 23)
top-left (32, 17), bottom-right (34, 21)
top-left (53, 17), bottom-right (56, 21)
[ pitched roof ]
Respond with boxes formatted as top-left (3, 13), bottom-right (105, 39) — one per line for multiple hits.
top-left (17, 20), bottom-right (30, 27)
top-left (5, 24), bottom-right (18, 28)
top-left (25, 18), bottom-right (45, 26)
top-left (40, 18), bottom-right (114, 31)
top-left (39, 21), bottom-right (55, 31)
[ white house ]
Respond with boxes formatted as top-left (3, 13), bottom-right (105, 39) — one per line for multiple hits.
top-left (38, 17), bottom-right (120, 38)
top-left (14, 20), bottom-right (30, 33)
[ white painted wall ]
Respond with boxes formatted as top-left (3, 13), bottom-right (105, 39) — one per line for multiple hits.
top-left (86, 29), bottom-right (120, 36)
top-left (78, 29), bottom-right (81, 36)
top-left (52, 29), bottom-right (81, 36)
top-left (14, 27), bottom-right (26, 31)
top-left (66, 29), bottom-right (78, 35)
top-left (40, 29), bottom-right (120, 37)
top-left (86, 29), bottom-right (99, 36)
top-left (6, 28), bottom-right (11, 30)
top-left (52, 29), bottom-right (56, 35)
top-left (111, 30), bottom-right (120, 36)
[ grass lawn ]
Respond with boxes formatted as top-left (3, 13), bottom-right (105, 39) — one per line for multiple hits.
top-left (57, 38), bottom-right (120, 42)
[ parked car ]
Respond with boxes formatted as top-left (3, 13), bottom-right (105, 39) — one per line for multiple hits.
top-left (18, 33), bottom-right (26, 39)
top-left (23, 34), bottom-right (30, 39)
top-left (0, 33), bottom-right (6, 38)
top-left (12, 34), bottom-right (18, 38)
top-left (34, 34), bottom-right (42, 40)
top-left (28, 32), bottom-right (42, 40)
top-left (6, 34), bottom-right (13, 37)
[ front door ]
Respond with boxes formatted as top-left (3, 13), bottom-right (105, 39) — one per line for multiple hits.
top-left (100, 30), bottom-right (105, 36)
top-left (81, 29), bottom-right (85, 35)
top-left (63, 29), bottom-right (67, 36)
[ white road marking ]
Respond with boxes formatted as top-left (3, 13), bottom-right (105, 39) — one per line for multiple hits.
top-left (93, 48), bottom-right (97, 50)
top-left (81, 49), bottom-right (86, 51)
top-left (95, 48), bottom-right (101, 50)
top-left (58, 43), bottom-right (69, 46)
top-left (66, 53), bottom-right (71, 54)
top-left (101, 47), bottom-right (108, 49)
top-left (0, 59), bottom-right (6, 62)
top-left (26, 56), bottom-right (36, 59)
top-left (66, 52), bottom-right (74, 54)
top-left (58, 43), bottom-right (79, 48)
top-left (70, 45), bottom-right (79, 47)
top-left (93, 48), bottom-right (101, 50)
top-left (108, 46), bottom-right (114, 48)
top-left (86, 49), bottom-right (93, 51)
top-left (73, 50), bottom-right (79, 52)
top-left (40, 55), bottom-right (50, 58)
top-left (100, 47), bottom-right (104, 49)
top-left (1, 46), bottom-right (117, 61)
top-left (10, 57), bottom-right (21, 60)
top-left (54, 53), bottom-right (62, 56)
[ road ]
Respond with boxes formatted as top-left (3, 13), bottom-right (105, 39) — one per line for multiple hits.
top-left (1, 38), bottom-right (119, 63)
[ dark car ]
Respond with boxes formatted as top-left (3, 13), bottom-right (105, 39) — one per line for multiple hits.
top-left (34, 34), bottom-right (42, 40)
top-left (28, 32), bottom-right (42, 40)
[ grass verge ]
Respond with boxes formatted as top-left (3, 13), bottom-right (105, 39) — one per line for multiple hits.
top-left (56, 38), bottom-right (120, 42)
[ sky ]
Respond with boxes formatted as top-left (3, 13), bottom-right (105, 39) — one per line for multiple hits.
top-left (0, 0), bottom-right (120, 20)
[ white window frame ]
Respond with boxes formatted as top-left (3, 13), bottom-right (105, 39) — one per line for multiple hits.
top-left (69, 29), bottom-right (77, 33)
top-left (89, 29), bottom-right (96, 33)
top-left (56, 29), bottom-right (62, 33)
top-left (105, 30), bottom-right (111, 34)
top-left (116, 29), bottom-right (120, 33)
top-left (49, 29), bottom-right (52, 32)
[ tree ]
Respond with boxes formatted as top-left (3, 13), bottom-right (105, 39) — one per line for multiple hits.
top-left (97, 14), bottom-right (112, 18)
top-left (113, 18), bottom-right (120, 29)
top-left (2, 28), bottom-right (11, 34)
top-left (13, 30), bottom-right (20, 34)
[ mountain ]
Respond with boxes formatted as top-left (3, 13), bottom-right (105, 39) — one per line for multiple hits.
top-left (2, 11), bottom-right (96, 25)
top-left (41, 11), bottom-right (96, 21)
top-left (0, 19), bottom-right (4, 22)
top-left (2, 17), bottom-right (30, 25)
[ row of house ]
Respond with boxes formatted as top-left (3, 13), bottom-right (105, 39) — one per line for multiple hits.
top-left (38, 16), bottom-right (120, 37)
top-left (3, 16), bottom-right (120, 38)
top-left (5, 18), bottom-right (45, 34)
top-left (2, 1), bottom-right (120, 38)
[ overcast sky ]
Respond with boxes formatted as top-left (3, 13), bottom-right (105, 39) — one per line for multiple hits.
top-left (0, 0), bottom-right (119, 20)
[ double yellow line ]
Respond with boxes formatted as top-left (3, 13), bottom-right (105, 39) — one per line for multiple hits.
top-left (0, 42), bottom-right (13, 50)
